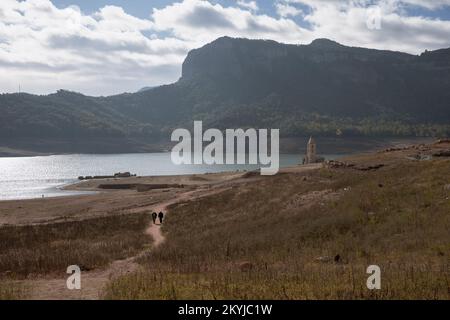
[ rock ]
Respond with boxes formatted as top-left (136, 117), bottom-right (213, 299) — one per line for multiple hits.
top-left (314, 256), bottom-right (332, 263)
top-left (78, 175), bottom-right (116, 180)
top-left (367, 211), bottom-right (376, 217)
top-left (380, 147), bottom-right (405, 153)
top-left (444, 184), bottom-right (450, 191)
top-left (242, 171), bottom-right (259, 179)
top-left (98, 184), bottom-right (136, 190)
top-left (136, 184), bottom-right (184, 192)
top-left (79, 264), bottom-right (91, 271)
top-left (238, 261), bottom-right (253, 272)
top-left (325, 160), bottom-right (354, 169)
top-left (433, 150), bottom-right (450, 157)
top-left (325, 160), bottom-right (384, 171)
top-left (434, 138), bottom-right (450, 144)
top-left (114, 172), bottom-right (132, 178)
top-left (354, 164), bottom-right (384, 171)
top-left (406, 154), bottom-right (432, 161)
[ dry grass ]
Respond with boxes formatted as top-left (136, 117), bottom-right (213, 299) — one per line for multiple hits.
top-left (103, 159), bottom-right (450, 299)
top-left (0, 281), bottom-right (26, 299)
top-left (0, 213), bottom-right (151, 278)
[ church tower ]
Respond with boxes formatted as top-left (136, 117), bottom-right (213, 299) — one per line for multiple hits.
top-left (305, 136), bottom-right (317, 164)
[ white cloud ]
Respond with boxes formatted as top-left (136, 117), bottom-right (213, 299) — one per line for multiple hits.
top-left (0, 0), bottom-right (450, 96)
top-left (236, 0), bottom-right (258, 11)
top-left (399, 0), bottom-right (450, 10)
top-left (284, 0), bottom-right (450, 52)
top-left (276, 3), bottom-right (303, 17)
top-left (286, 0), bottom-right (450, 10)
top-left (0, 0), bottom-right (189, 95)
top-left (151, 0), bottom-right (305, 44)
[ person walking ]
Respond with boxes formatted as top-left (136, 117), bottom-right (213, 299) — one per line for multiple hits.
top-left (151, 212), bottom-right (157, 224)
top-left (158, 211), bottom-right (164, 224)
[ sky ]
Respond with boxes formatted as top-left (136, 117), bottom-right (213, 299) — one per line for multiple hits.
top-left (1, 0), bottom-right (450, 96)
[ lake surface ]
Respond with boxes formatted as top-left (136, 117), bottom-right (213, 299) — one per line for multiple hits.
top-left (0, 153), bottom-right (343, 200)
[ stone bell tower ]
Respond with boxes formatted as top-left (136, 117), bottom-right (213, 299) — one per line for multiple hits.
top-left (305, 136), bottom-right (317, 164)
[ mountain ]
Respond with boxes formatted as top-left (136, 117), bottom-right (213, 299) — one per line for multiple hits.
top-left (1, 37), bottom-right (449, 153)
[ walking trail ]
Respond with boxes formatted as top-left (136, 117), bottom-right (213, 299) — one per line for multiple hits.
top-left (24, 187), bottom-right (226, 300)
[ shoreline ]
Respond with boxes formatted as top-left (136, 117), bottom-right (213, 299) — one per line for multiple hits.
top-left (0, 163), bottom-right (324, 226)
top-left (0, 136), bottom-right (439, 203)
top-left (0, 136), bottom-right (435, 158)
top-left (0, 156), bottom-right (325, 202)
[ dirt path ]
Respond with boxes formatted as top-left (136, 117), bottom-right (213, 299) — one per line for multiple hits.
top-left (144, 195), bottom-right (181, 248)
top-left (23, 186), bottom-right (227, 300)
top-left (143, 188), bottom-right (222, 248)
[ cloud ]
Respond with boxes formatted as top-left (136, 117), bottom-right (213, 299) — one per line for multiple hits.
top-left (0, 0), bottom-right (450, 96)
top-left (284, 0), bottom-right (450, 52)
top-left (286, 0), bottom-right (450, 10)
top-left (0, 0), bottom-right (190, 95)
top-left (151, 0), bottom-right (450, 53)
top-left (287, 0), bottom-right (450, 10)
top-left (178, 5), bottom-right (236, 28)
top-left (276, 3), bottom-right (303, 17)
top-left (236, 1), bottom-right (258, 11)
top-left (398, 0), bottom-right (450, 10)
top-left (151, 0), bottom-right (305, 44)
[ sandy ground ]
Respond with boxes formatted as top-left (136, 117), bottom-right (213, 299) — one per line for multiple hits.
top-left (0, 166), bottom-right (321, 226)
top-left (0, 189), bottom-right (180, 226)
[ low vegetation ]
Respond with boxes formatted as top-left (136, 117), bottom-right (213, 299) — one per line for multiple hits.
top-left (104, 159), bottom-right (450, 299)
top-left (0, 281), bottom-right (26, 300)
top-left (0, 213), bottom-right (151, 277)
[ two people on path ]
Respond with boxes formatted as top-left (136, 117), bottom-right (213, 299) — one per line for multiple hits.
top-left (152, 211), bottom-right (164, 224)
